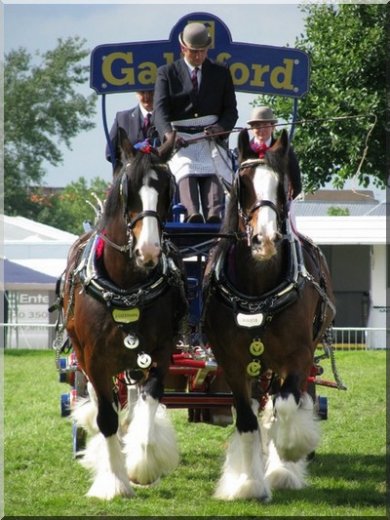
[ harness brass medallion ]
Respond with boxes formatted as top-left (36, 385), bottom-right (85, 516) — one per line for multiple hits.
top-left (247, 360), bottom-right (261, 377)
top-left (249, 338), bottom-right (264, 356)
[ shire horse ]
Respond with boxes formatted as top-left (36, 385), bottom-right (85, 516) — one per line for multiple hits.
top-left (62, 129), bottom-right (187, 499)
top-left (202, 129), bottom-right (336, 501)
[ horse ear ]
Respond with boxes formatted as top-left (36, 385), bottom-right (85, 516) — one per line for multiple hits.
top-left (157, 131), bottom-right (176, 162)
top-left (271, 129), bottom-right (289, 156)
top-left (237, 128), bottom-right (255, 163)
top-left (116, 127), bottom-right (136, 162)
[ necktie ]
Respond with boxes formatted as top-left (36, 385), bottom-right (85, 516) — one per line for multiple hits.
top-left (142, 113), bottom-right (152, 137)
top-left (191, 67), bottom-right (199, 93)
top-left (251, 141), bottom-right (269, 159)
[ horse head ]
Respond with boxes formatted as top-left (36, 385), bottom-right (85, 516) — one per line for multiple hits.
top-left (234, 129), bottom-right (289, 260)
top-left (102, 128), bottom-right (176, 270)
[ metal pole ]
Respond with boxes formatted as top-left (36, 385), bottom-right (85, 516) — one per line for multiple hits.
top-left (101, 94), bottom-right (116, 172)
top-left (289, 97), bottom-right (299, 142)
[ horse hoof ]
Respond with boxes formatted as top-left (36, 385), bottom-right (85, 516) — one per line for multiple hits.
top-left (260, 492), bottom-right (272, 503)
top-left (130, 477), bottom-right (161, 488)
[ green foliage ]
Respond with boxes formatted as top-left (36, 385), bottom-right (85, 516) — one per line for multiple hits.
top-left (3, 349), bottom-right (386, 517)
top-left (32, 177), bottom-right (109, 235)
top-left (252, 4), bottom-right (388, 193)
top-left (327, 206), bottom-right (350, 216)
top-left (4, 37), bottom-right (97, 215)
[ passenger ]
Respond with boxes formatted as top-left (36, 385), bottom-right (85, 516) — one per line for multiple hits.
top-left (105, 90), bottom-right (159, 164)
top-left (246, 106), bottom-right (302, 200)
top-left (153, 21), bottom-right (238, 224)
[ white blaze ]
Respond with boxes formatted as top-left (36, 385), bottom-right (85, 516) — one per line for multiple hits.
top-left (135, 169), bottom-right (161, 266)
top-left (252, 165), bottom-right (279, 241)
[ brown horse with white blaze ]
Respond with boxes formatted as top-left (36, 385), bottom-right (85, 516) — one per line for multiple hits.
top-left (202, 129), bottom-right (336, 501)
top-left (62, 129), bottom-right (187, 499)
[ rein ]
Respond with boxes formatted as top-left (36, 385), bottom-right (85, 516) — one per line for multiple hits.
top-left (182, 112), bottom-right (377, 144)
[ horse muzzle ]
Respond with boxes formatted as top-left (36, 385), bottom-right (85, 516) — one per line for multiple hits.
top-left (134, 242), bottom-right (162, 269)
top-left (251, 232), bottom-right (281, 260)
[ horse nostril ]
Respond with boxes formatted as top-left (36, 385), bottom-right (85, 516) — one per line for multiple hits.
top-left (252, 234), bottom-right (262, 246)
top-left (144, 259), bottom-right (156, 269)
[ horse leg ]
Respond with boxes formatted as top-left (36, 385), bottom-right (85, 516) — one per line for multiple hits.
top-left (260, 397), bottom-right (308, 490)
top-left (76, 371), bottom-right (133, 499)
top-left (124, 366), bottom-right (179, 485)
top-left (270, 372), bottom-right (320, 463)
top-left (214, 389), bottom-right (271, 501)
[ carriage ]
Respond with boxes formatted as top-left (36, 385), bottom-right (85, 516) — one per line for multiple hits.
top-left (52, 12), bottom-right (346, 501)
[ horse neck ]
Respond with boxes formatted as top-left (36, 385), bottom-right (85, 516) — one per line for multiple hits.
top-left (230, 240), bottom-right (285, 296)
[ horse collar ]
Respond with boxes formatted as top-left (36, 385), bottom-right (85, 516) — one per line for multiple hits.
top-left (209, 236), bottom-right (307, 326)
top-left (76, 234), bottom-right (184, 314)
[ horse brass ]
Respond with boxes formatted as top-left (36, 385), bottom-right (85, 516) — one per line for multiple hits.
top-left (249, 339), bottom-right (264, 356)
top-left (247, 360), bottom-right (261, 377)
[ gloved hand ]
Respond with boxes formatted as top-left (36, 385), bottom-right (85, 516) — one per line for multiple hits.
top-left (175, 136), bottom-right (189, 149)
top-left (204, 124), bottom-right (225, 138)
top-left (164, 131), bottom-right (188, 149)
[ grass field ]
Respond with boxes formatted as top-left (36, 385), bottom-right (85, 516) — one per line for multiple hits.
top-left (3, 349), bottom-right (387, 517)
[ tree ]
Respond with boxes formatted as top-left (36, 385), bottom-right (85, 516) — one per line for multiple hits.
top-left (252, 4), bottom-right (388, 192)
top-left (4, 37), bottom-right (97, 215)
top-left (31, 177), bottom-right (109, 235)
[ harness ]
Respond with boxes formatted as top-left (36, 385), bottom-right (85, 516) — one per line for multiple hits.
top-left (74, 233), bottom-right (186, 317)
top-left (203, 156), bottom-right (336, 377)
top-left (208, 232), bottom-right (307, 327)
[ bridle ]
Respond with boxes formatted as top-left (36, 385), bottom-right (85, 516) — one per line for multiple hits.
top-left (237, 159), bottom-right (283, 246)
top-left (98, 160), bottom-right (171, 258)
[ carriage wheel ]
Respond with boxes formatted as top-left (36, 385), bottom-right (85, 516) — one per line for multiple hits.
top-left (60, 393), bottom-right (71, 417)
top-left (72, 422), bottom-right (86, 458)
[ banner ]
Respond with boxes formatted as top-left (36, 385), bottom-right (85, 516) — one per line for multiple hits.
top-left (90, 12), bottom-right (309, 98)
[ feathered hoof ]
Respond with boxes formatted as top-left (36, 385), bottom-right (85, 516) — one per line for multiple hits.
top-left (214, 477), bottom-right (272, 502)
top-left (272, 393), bottom-right (320, 462)
top-left (86, 472), bottom-right (134, 500)
top-left (266, 465), bottom-right (306, 490)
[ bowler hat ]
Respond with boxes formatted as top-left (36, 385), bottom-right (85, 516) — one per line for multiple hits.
top-left (179, 22), bottom-right (212, 50)
top-left (247, 106), bottom-right (278, 125)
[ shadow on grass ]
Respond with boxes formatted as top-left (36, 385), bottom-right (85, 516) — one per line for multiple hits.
top-left (272, 452), bottom-right (386, 508)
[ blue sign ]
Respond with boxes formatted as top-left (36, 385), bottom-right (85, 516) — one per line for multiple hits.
top-left (90, 12), bottom-right (309, 98)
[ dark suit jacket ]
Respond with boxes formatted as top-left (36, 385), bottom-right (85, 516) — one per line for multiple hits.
top-left (106, 105), bottom-right (146, 162)
top-left (153, 58), bottom-right (238, 140)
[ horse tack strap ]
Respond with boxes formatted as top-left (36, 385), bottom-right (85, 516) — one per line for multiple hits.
top-left (76, 234), bottom-right (180, 312)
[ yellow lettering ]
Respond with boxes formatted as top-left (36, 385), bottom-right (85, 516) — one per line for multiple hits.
top-left (229, 62), bottom-right (250, 86)
top-left (250, 64), bottom-right (270, 87)
top-left (270, 58), bottom-right (295, 90)
top-left (163, 52), bottom-right (175, 65)
top-left (216, 51), bottom-right (231, 64)
top-left (138, 62), bottom-right (158, 85)
top-left (102, 52), bottom-right (135, 86)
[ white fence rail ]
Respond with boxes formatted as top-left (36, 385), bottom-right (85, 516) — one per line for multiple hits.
top-left (0, 323), bottom-right (388, 350)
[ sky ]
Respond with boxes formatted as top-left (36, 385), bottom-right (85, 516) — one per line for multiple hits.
top-left (4, 2), bottom-right (308, 187)
top-left (3, 1), bottom-right (386, 200)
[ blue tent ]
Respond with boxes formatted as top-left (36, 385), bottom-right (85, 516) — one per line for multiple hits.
top-left (2, 258), bottom-right (57, 287)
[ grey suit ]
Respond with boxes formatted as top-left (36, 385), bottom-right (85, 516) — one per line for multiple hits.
top-left (106, 105), bottom-right (147, 163)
